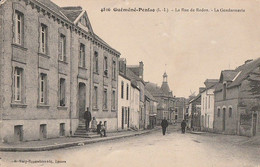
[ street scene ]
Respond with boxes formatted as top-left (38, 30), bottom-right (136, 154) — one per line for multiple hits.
top-left (1, 126), bottom-right (260, 167)
top-left (0, 0), bottom-right (260, 166)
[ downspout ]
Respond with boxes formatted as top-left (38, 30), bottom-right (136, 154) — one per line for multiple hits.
top-left (0, 6), bottom-right (4, 142)
top-left (69, 27), bottom-right (73, 136)
top-left (89, 37), bottom-right (93, 122)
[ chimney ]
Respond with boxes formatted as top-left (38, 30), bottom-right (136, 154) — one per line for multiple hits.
top-left (245, 59), bottom-right (253, 64)
top-left (139, 61), bottom-right (144, 79)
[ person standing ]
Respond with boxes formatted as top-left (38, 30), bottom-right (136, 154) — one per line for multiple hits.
top-left (84, 108), bottom-right (92, 132)
top-left (181, 120), bottom-right (187, 134)
top-left (97, 121), bottom-right (103, 137)
top-left (91, 117), bottom-right (97, 132)
top-left (161, 118), bottom-right (168, 135)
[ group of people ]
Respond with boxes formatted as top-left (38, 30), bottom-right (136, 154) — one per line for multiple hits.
top-left (84, 109), bottom-right (107, 137)
top-left (160, 118), bottom-right (187, 135)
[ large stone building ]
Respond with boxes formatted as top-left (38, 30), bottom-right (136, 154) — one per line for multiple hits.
top-left (145, 72), bottom-right (175, 124)
top-left (0, 0), bottom-right (120, 142)
top-left (214, 58), bottom-right (260, 136)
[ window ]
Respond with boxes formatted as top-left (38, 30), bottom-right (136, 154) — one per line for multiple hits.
top-left (94, 51), bottom-right (99, 73)
top-left (59, 78), bottom-right (65, 106)
top-left (112, 90), bottom-right (116, 110)
top-left (121, 81), bottom-right (124, 99)
top-left (140, 90), bottom-right (143, 101)
top-left (79, 43), bottom-right (85, 67)
top-left (125, 107), bottom-right (128, 123)
top-left (217, 108), bottom-right (220, 117)
top-left (229, 107), bottom-right (232, 118)
top-left (14, 67), bottom-right (23, 102)
top-left (205, 97), bottom-right (207, 109)
top-left (208, 96), bottom-right (210, 108)
top-left (175, 115), bottom-right (178, 120)
top-left (59, 34), bottom-right (66, 61)
top-left (40, 24), bottom-right (47, 54)
top-left (103, 88), bottom-right (108, 110)
top-left (93, 86), bottom-right (98, 109)
top-left (39, 73), bottom-right (47, 104)
top-left (104, 56), bottom-right (108, 76)
top-left (15, 11), bottom-right (23, 45)
top-left (223, 83), bottom-right (227, 100)
top-left (112, 61), bottom-right (116, 79)
top-left (126, 84), bottom-right (129, 100)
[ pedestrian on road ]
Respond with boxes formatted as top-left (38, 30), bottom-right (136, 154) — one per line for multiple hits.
top-left (161, 118), bottom-right (168, 135)
top-left (84, 108), bottom-right (92, 132)
top-left (181, 120), bottom-right (187, 134)
top-left (91, 117), bottom-right (97, 132)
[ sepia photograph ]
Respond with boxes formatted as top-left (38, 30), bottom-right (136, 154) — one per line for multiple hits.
top-left (0, 0), bottom-right (259, 166)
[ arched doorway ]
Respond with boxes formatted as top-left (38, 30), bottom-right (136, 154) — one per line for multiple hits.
top-left (78, 82), bottom-right (86, 120)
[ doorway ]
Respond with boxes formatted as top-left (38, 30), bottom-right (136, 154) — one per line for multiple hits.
top-left (122, 107), bottom-right (124, 129)
top-left (14, 125), bottom-right (23, 142)
top-left (78, 83), bottom-right (86, 120)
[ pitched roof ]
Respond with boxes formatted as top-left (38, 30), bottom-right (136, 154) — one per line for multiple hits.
top-left (126, 68), bottom-right (145, 84)
top-left (61, 6), bottom-right (83, 22)
top-left (145, 82), bottom-right (165, 97)
top-left (220, 70), bottom-right (239, 82)
top-left (145, 89), bottom-right (156, 101)
top-left (204, 79), bottom-right (218, 89)
top-left (36, 0), bottom-right (69, 20)
top-left (161, 82), bottom-right (170, 95)
top-left (229, 57), bottom-right (260, 88)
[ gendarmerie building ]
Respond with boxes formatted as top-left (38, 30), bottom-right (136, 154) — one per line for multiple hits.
top-left (0, 0), bottom-right (120, 142)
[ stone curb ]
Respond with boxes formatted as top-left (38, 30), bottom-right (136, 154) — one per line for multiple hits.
top-left (0, 128), bottom-right (159, 152)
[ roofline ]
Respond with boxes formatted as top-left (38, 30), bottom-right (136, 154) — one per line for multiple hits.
top-left (73, 10), bottom-right (85, 24)
top-left (119, 73), bottom-right (131, 81)
top-left (0, 0), bottom-right (7, 6)
top-left (11, 0), bottom-right (121, 57)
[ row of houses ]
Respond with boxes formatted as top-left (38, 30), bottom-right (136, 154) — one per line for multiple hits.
top-left (187, 58), bottom-right (260, 137)
top-left (0, 0), bottom-right (185, 143)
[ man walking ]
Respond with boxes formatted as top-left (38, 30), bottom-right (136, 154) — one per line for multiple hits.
top-left (181, 120), bottom-right (187, 134)
top-left (161, 118), bottom-right (168, 135)
top-left (84, 108), bottom-right (92, 132)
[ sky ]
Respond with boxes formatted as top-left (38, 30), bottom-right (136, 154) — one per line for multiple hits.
top-left (53, 0), bottom-right (260, 98)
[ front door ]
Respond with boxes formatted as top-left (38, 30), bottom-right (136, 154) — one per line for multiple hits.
top-left (223, 108), bottom-right (226, 131)
top-left (78, 83), bottom-right (86, 120)
top-left (14, 125), bottom-right (23, 142)
top-left (253, 113), bottom-right (257, 136)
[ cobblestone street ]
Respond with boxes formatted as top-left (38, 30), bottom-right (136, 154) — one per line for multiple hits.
top-left (1, 126), bottom-right (260, 167)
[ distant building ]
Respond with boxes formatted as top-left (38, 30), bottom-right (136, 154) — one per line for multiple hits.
top-left (214, 58), bottom-right (260, 137)
top-left (174, 97), bottom-right (187, 123)
top-left (188, 94), bottom-right (201, 130)
top-left (200, 79), bottom-right (218, 132)
top-left (145, 72), bottom-right (175, 124)
top-left (145, 88), bottom-right (158, 129)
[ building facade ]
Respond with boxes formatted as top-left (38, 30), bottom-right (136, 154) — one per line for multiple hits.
top-left (118, 58), bottom-right (131, 130)
top-left (127, 62), bottom-right (145, 129)
top-left (214, 59), bottom-right (260, 137)
top-left (145, 72), bottom-right (175, 125)
top-left (0, 0), bottom-right (120, 143)
top-left (200, 79), bottom-right (218, 132)
top-left (129, 80), bottom-right (140, 130)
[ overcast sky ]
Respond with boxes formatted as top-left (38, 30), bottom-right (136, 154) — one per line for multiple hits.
top-left (53, 0), bottom-right (260, 98)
